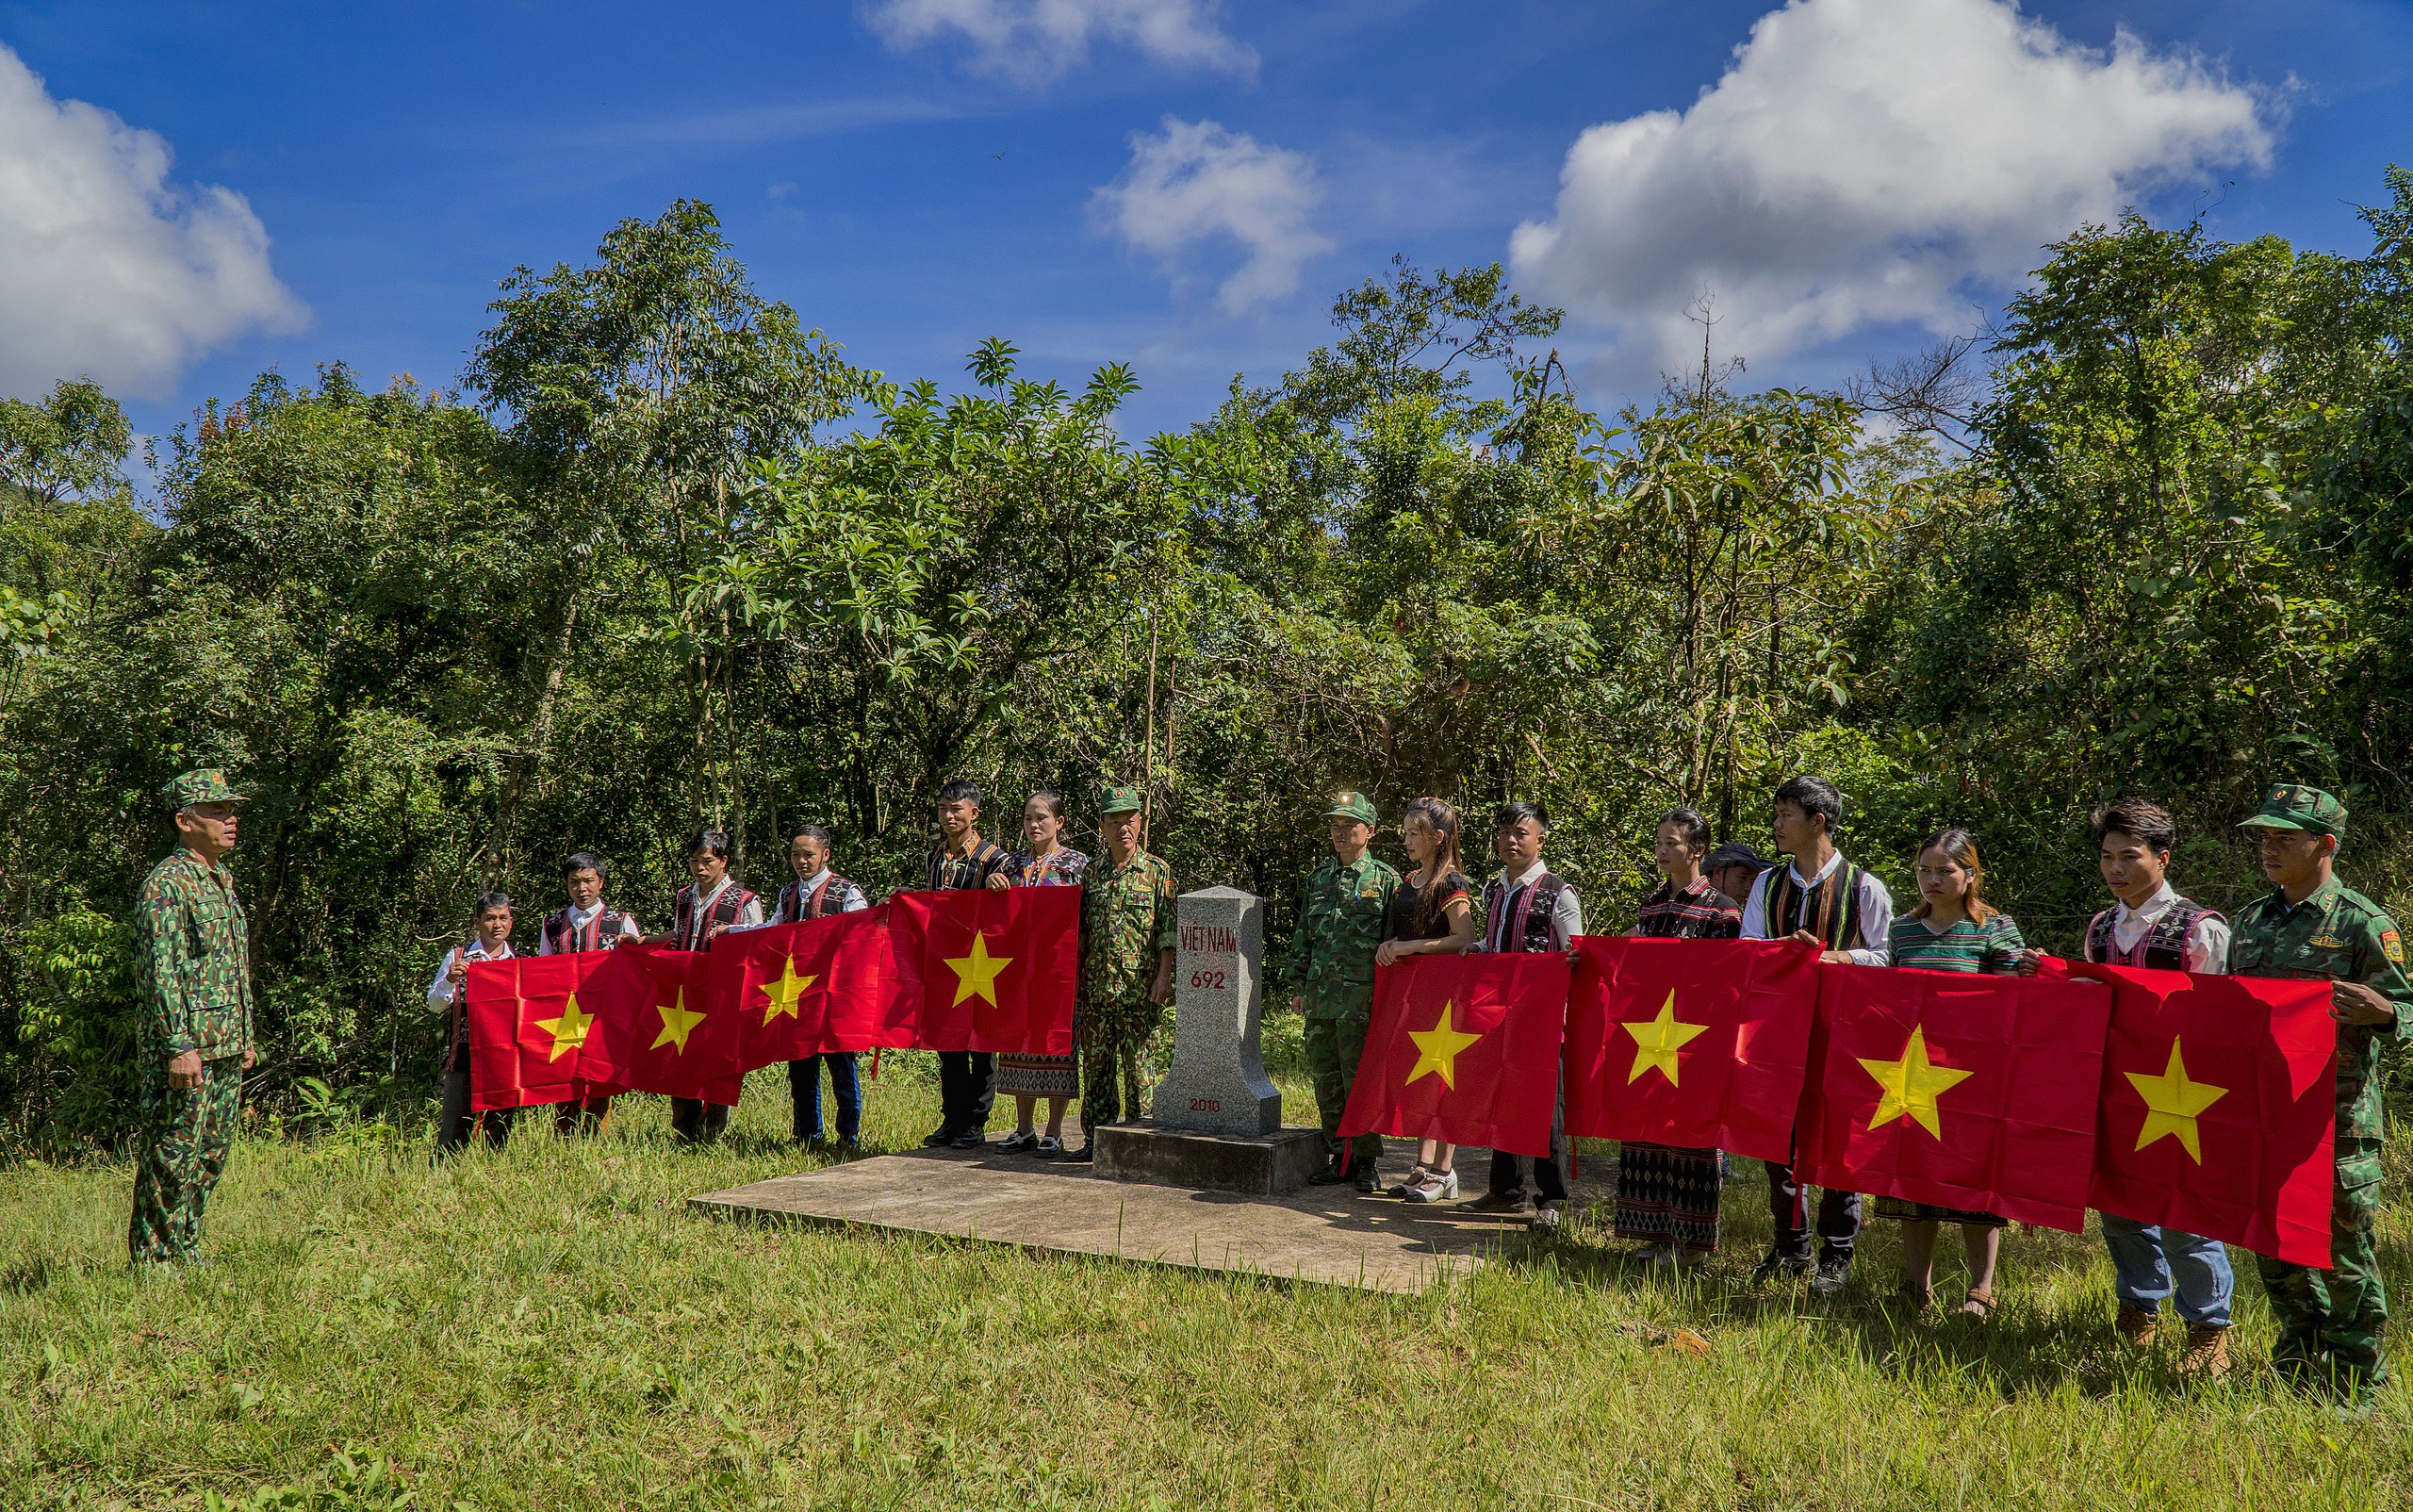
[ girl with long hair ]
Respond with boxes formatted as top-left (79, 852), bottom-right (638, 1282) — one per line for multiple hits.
top-left (1372, 797), bottom-right (1478, 1203)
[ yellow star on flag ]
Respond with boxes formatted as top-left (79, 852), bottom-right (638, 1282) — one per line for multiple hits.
top-left (1858, 1025), bottom-right (1971, 1140)
top-left (2125, 1038), bottom-right (2228, 1163)
top-left (532, 993), bottom-right (593, 1062)
top-left (650, 986), bottom-right (706, 1055)
top-left (1621, 990), bottom-right (1710, 1086)
top-left (1405, 1000), bottom-right (1484, 1090)
top-left (944, 932), bottom-right (1014, 1007)
top-left (760, 957), bottom-right (818, 1024)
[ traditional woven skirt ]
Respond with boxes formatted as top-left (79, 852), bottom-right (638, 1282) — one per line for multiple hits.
top-left (994, 1051), bottom-right (1078, 1099)
top-left (1874, 1195), bottom-right (2008, 1227)
top-left (1612, 1142), bottom-right (1723, 1252)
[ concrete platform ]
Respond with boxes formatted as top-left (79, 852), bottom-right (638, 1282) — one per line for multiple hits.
top-left (691, 1146), bottom-right (1552, 1293)
top-left (1092, 1121), bottom-right (1323, 1195)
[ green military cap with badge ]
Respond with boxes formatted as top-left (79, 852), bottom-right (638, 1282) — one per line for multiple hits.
top-left (1097, 784), bottom-right (1143, 814)
top-left (168, 769), bottom-right (246, 810)
top-left (1322, 790), bottom-right (1377, 825)
top-left (2238, 783), bottom-right (2347, 838)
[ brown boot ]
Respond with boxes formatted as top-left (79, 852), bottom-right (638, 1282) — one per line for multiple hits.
top-left (2178, 1324), bottom-right (2230, 1378)
top-left (2115, 1304), bottom-right (2158, 1350)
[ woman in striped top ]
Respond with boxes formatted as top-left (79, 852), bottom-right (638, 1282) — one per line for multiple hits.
top-left (1616, 808), bottom-right (1741, 1266)
top-left (1832, 828), bottom-right (2039, 1317)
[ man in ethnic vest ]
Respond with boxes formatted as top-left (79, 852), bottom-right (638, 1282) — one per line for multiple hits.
top-left (648, 829), bottom-right (763, 1144)
top-left (536, 851), bottom-right (642, 1134)
top-left (429, 891), bottom-right (520, 1157)
top-left (1739, 775), bottom-right (1894, 1293)
top-left (922, 780), bottom-right (1012, 1149)
top-left (1465, 801), bottom-right (1584, 1229)
top-left (771, 823), bottom-right (871, 1148)
top-left (2082, 797), bottom-right (2236, 1376)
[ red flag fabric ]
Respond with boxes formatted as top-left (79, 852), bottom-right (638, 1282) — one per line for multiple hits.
top-left (712, 907), bottom-right (898, 1061)
top-left (1797, 962), bottom-right (2112, 1232)
top-left (568, 945), bottom-right (736, 1099)
top-left (887, 888), bottom-right (1080, 1055)
top-left (1564, 937), bottom-right (1821, 1162)
top-left (465, 952), bottom-right (621, 1112)
top-left (1336, 952), bottom-right (1571, 1158)
top-left (2079, 962), bottom-right (2337, 1266)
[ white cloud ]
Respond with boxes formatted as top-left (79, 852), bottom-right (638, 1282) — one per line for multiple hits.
top-left (0, 44), bottom-right (304, 402)
top-left (1509, 0), bottom-right (2274, 376)
top-left (1094, 117), bottom-right (1333, 314)
top-left (863, 0), bottom-right (1256, 86)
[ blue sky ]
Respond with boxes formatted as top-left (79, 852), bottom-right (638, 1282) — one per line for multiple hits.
top-left (3, 0), bottom-right (2409, 446)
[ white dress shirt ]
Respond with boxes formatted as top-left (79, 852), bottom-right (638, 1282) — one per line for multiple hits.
top-left (537, 899), bottom-right (643, 955)
top-left (2086, 881), bottom-right (2231, 974)
top-left (1739, 850), bottom-right (1895, 965)
top-left (1477, 860), bottom-right (1584, 951)
top-left (427, 938), bottom-right (513, 1007)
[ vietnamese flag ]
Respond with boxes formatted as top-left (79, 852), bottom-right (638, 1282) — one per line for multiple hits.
top-left (1336, 952), bottom-right (1570, 1158)
top-left (711, 907), bottom-right (897, 1064)
top-left (2079, 962), bottom-right (2337, 1266)
top-left (1564, 938), bottom-right (1820, 1162)
top-left (465, 952), bottom-right (623, 1112)
top-left (570, 944), bottom-right (734, 1099)
top-left (887, 888), bottom-right (1079, 1055)
top-left (1797, 963), bottom-right (2112, 1232)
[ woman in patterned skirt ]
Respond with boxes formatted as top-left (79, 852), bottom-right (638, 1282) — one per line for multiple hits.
top-left (1614, 808), bottom-right (1741, 1266)
top-left (1823, 827), bottom-right (2039, 1316)
top-left (988, 792), bottom-right (1089, 1156)
top-left (1373, 798), bottom-right (1477, 1203)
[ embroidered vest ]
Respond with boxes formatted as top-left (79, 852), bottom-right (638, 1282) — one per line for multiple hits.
top-left (777, 873), bottom-right (858, 923)
top-left (542, 908), bottom-right (630, 955)
top-left (1763, 862), bottom-right (1863, 950)
top-left (1486, 873), bottom-right (1567, 954)
top-left (2086, 897), bottom-right (2219, 972)
top-left (674, 884), bottom-right (757, 952)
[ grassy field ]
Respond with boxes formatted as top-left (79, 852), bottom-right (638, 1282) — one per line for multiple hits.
top-left (2, 1059), bottom-right (2405, 1511)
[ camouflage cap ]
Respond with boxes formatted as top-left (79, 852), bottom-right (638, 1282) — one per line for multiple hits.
top-left (2238, 783), bottom-right (2346, 838)
top-left (1097, 784), bottom-right (1143, 814)
top-left (168, 768), bottom-right (245, 810)
top-left (1322, 790), bottom-right (1378, 825)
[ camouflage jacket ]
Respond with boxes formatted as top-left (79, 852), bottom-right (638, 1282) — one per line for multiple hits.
top-left (134, 847), bottom-right (254, 1061)
top-left (1080, 851), bottom-right (1176, 1011)
top-left (1288, 853), bottom-right (1402, 1019)
top-left (2226, 875), bottom-right (2412, 1142)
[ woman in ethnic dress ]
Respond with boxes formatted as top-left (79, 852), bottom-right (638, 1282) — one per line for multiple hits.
top-left (1615, 808), bottom-right (1740, 1266)
top-left (1372, 797), bottom-right (1477, 1203)
top-left (1824, 827), bottom-right (2037, 1317)
top-left (988, 792), bottom-right (1088, 1156)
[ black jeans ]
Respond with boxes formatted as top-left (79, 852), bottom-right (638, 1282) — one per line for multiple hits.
top-left (1764, 1153), bottom-right (1862, 1263)
top-left (938, 1050), bottom-right (995, 1134)
top-left (788, 1053), bottom-right (862, 1142)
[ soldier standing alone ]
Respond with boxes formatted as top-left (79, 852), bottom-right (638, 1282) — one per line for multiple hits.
top-left (129, 770), bottom-right (256, 1266)
top-left (2228, 783), bottom-right (2412, 1408)
top-left (1289, 792), bottom-right (1401, 1193)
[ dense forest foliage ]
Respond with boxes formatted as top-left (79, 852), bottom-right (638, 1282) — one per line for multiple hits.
top-left (6, 173), bottom-right (2413, 1148)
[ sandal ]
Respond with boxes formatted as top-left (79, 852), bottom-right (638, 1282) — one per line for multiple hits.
top-left (1387, 1163), bottom-right (1431, 1198)
top-left (1961, 1289), bottom-right (1996, 1320)
top-left (1403, 1169), bottom-right (1459, 1204)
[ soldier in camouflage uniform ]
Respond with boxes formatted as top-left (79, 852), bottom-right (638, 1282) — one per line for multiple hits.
top-left (2228, 784), bottom-right (2411, 1407)
top-left (1058, 785), bottom-right (1176, 1162)
top-left (129, 769), bottom-right (256, 1266)
top-left (1288, 792), bottom-right (1401, 1192)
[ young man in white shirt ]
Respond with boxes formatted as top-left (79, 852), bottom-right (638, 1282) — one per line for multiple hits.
top-left (770, 824), bottom-right (871, 1148)
top-left (536, 852), bottom-right (641, 1135)
top-left (1465, 801), bottom-right (1584, 1228)
top-left (1742, 775), bottom-right (1894, 1293)
top-left (430, 892), bottom-right (518, 1157)
top-left (650, 829), bottom-right (763, 1144)
top-left (2084, 797), bottom-right (2235, 1375)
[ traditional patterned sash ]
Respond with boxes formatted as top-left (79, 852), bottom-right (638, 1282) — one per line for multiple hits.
top-left (1763, 861), bottom-right (1863, 949)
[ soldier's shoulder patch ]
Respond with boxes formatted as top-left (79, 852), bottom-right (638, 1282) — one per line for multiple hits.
top-left (2384, 928), bottom-right (2405, 965)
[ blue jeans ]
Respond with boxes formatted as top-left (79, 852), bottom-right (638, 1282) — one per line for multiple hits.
top-left (2101, 1212), bottom-right (2233, 1327)
top-left (788, 1054), bottom-right (862, 1142)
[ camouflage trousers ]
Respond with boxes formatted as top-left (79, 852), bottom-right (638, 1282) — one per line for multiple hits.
top-left (129, 1055), bottom-right (242, 1265)
top-left (2257, 1136), bottom-right (2388, 1403)
top-left (1077, 998), bottom-right (1163, 1131)
top-left (1305, 1014), bottom-right (1382, 1169)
